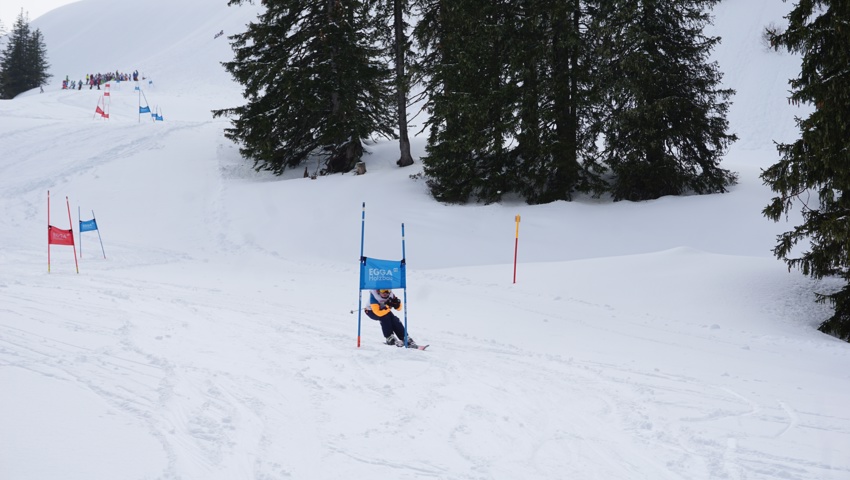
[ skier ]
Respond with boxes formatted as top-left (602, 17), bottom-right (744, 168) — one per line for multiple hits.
top-left (364, 289), bottom-right (418, 348)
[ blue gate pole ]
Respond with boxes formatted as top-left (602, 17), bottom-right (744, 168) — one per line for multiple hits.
top-left (78, 206), bottom-right (83, 257)
top-left (401, 223), bottom-right (409, 348)
top-left (357, 202), bottom-right (366, 347)
top-left (93, 210), bottom-right (106, 259)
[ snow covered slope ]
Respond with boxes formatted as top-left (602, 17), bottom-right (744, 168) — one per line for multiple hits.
top-left (1, 1), bottom-right (848, 479)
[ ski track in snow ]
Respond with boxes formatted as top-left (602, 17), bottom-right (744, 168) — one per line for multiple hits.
top-left (3, 168), bottom-right (849, 479)
top-left (3, 264), bottom-right (848, 479)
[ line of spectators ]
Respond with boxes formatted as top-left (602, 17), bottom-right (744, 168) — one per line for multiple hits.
top-left (61, 70), bottom-right (143, 90)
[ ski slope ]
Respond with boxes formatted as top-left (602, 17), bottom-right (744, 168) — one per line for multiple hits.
top-left (1, 1), bottom-right (848, 479)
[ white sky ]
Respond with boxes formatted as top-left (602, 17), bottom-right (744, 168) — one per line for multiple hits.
top-left (0, 0), bottom-right (77, 29)
top-left (2, 0), bottom-right (848, 479)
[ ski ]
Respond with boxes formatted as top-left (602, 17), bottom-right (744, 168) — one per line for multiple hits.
top-left (388, 342), bottom-right (429, 350)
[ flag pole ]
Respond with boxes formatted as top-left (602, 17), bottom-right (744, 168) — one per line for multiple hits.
top-left (513, 215), bottom-right (521, 284)
top-left (78, 206), bottom-right (83, 257)
top-left (93, 210), bottom-right (106, 259)
top-left (357, 202), bottom-right (366, 347)
top-left (47, 190), bottom-right (51, 273)
top-left (401, 223), bottom-right (409, 348)
top-left (66, 196), bottom-right (79, 274)
top-left (141, 90), bottom-right (151, 122)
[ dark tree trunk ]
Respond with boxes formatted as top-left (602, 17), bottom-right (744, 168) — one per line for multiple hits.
top-left (548, 1), bottom-right (581, 201)
top-left (394, 0), bottom-right (414, 167)
top-left (327, 139), bottom-right (364, 173)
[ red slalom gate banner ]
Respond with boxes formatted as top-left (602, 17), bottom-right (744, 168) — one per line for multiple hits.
top-left (48, 226), bottom-right (74, 245)
top-left (93, 95), bottom-right (109, 120)
top-left (47, 190), bottom-right (79, 273)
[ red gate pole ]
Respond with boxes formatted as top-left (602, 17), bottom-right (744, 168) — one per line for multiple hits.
top-left (66, 196), bottom-right (79, 274)
top-left (48, 191), bottom-right (51, 273)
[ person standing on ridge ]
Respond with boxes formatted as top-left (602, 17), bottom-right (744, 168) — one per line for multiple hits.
top-left (364, 289), bottom-right (418, 348)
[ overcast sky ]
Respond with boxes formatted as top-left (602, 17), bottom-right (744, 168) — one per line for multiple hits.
top-left (1, 0), bottom-right (77, 30)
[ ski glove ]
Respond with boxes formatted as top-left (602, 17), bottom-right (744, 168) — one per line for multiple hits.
top-left (387, 297), bottom-right (401, 309)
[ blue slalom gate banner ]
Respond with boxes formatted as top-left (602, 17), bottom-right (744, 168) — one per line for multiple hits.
top-left (78, 207), bottom-right (106, 259)
top-left (79, 218), bottom-right (98, 232)
top-left (359, 257), bottom-right (406, 290)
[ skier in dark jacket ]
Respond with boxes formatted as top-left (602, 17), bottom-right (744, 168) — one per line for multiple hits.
top-left (364, 289), bottom-right (418, 347)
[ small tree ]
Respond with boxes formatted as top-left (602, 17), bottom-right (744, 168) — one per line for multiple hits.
top-left (762, 1), bottom-right (850, 341)
top-left (0, 10), bottom-right (51, 99)
top-left (27, 28), bottom-right (51, 88)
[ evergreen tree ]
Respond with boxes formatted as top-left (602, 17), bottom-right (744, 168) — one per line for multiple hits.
top-left (762, 1), bottom-right (850, 341)
top-left (414, 0), bottom-right (521, 203)
top-left (414, 0), bottom-right (603, 204)
top-left (511, 0), bottom-right (604, 204)
top-left (27, 28), bottom-right (50, 88)
top-left (595, 0), bottom-right (737, 201)
top-left (214, 0), bottom-right (395, 175)
top-left (0, 17), bottom-right (7, 47)
top-left (0, 11), bottom-right (51, 100)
